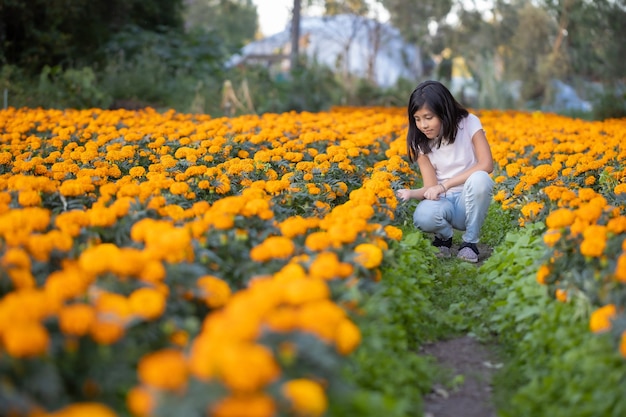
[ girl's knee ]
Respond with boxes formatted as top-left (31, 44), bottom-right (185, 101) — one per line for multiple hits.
top-left (468, 171), bottom-right (494, 194)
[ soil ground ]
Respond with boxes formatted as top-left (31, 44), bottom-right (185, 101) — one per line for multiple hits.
top-left (420, 335), bottom-right (500, 417)
top-left (420, 242), bottom-right (499, 417)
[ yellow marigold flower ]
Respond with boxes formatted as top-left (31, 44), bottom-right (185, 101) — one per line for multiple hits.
top-left (217, 343), bottom-right (280, 392)
top-left (607, 216), bottom-right (626, 234)
top-left (505, 163), bottom-right (521, 177)
top-left (282, 379), bottom-right (328, 417)
top-left (58, 303), bottom-right (96, 336)
top-left (48, 402), bottom-right (118, 417)
top-left (250, 236), bottom-right (295, 262)
top-left (197, 275), bottom-right (232, 308)
top-left (308, 252), bottom-right (344, 281)
top-left (211, 393), bottom-right (276, 417)
top-left (90, 319), bottom-right (125, 345)
top-left (283, 277), bottom-right (330, 305)
top-left (139, 259), bottom-right (167, 284)
top-left (95, 292), bottom-right (132, 323)
top-left (1, 247), bottom-right (31, 270)
top-left (138, 348), bottom-right (188, 391)
top-left (2, 321), bottom-right (49, 358)
top-left (335, 318), bottom-right (361, 355)
top-left (615, 183), bottom-right (626, 194)
top-left (126, 386), bottom-right (154, 417)
top-left (18, 189), bottom-right (41, 207)
top-left (536, 264), bottom-right (551, 285)
top-left (353, 243), bottom-right (383, 269)
top-left (129, 166), bottom-right (146, 178)
top-left (169, 181), bottom-right (190, 195)
top-left (384, 225), bottom-right (403, 241)
top-left (296, 299), bottom-right (346, 342)
top-left (279, 216), bottom-right (313, 238)
top-left (0, 151), bottom-right (12, 164)
top-left (545, 208), bottom-right (575, 229)
top-left (580, 225), bottom-right (607, 258)
top-left (615, 253), bottom-right (626, 283)
top-left (589, 304), bottom-right (616, 333)
top-left (129, 287), bottom-right (166, 320)
top-left (520, 201), bottom-right (544, 219)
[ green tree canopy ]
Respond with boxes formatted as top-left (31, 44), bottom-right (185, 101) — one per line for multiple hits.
top-left (0, 0), bottom-right (184, 73)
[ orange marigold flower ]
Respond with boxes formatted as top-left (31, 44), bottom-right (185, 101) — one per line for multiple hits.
top-left (197, 275), bottom-right (232, 308)
top-left (545, 208), bottom-right (575, 229)
top-left (542, 229), bottom-right (561, 247)
top-left (384, 225), bottom-right (403, 241)
top-left (615, 253), bottom-right (626, 283)
top-left (90, 319), bottom-right (125, 345)
top-left (48, 402), bottom-right (118, 417)
top-left (353, 243), bottom-right (383, 269)
top-left (283, 277), bottom-right (330, 305)
top-left (217, 343), bottom-right (280, 392)
top-left (281, 379), bottom-right (328, 417)
top-left (555, 289), bottom-right (568, 303)
top-left (58, 303), bottom-right (96, 336)
top-left (2, 321), bottom-right (49, 358)
top-left (520, 201), bottom-right (544, 219)
top-left (250, 236), bottom-right (295, 262)
top-left (335, 318), bottom-right (361, 355)
top-left (18, 189), bottom-right (41, 207)
top-left (138, 349), bottom-right (188, 391)
top-left (589, 304), bottom-right (616, 333)
top-left (536, 264), bottom-right (551, 285)
top-left (126, 386), bottom-right (154, 417)
top-left (129, 287), bottom-right (167, 320)
top-left (580, 225), bottom-right (607, 258)
top-left (615, 183), bottom-right (626, 195)
top-left (308, 252), bottom-right (343, 281)
top-left (620, 331), bottom-right (626, 358)
top-left (211, 393), bottom-right (276, 417)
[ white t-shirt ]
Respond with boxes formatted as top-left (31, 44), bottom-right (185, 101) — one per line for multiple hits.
top-left (422, 113), bottom-right (483, 194)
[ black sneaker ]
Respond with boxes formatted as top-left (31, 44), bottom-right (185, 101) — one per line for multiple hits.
top-left (457, 241), bottom-right (479, 263)
top-left (433, 236), bottom-right (453, 258)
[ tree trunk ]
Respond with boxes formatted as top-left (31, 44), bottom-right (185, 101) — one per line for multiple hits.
top-left (290, 0), bottom-right (301, 72)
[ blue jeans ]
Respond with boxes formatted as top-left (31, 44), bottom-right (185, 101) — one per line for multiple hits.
top-left (412, 171), bottom-right (494, 243)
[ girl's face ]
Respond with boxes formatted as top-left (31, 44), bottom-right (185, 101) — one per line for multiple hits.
top-left (413, 105), bottom-right (442, 140)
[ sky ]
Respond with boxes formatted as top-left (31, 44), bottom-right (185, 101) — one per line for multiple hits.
top-left (252, 0), bottom-right (298, 36)
top-left (252, 0), bottom-right (390, 37)
top-left (252, 0), bottom-right (493, 37)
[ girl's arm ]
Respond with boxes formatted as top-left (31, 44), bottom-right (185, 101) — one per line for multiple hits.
top-left (396, 153), bottom-right (446, 201)
top-left (439, 129), bottom-right (493, 191)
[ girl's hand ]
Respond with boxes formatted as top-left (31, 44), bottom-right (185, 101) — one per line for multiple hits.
top-left (396, 189), bottom-right (412, 202)
top-left (423, 185), bottom-right (443, 200)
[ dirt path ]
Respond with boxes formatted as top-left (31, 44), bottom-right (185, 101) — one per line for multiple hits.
top-left (421, 335), bottom-right (500, 417)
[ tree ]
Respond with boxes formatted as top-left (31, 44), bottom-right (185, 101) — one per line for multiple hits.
top-left (183, 0), bottom-right (258, 52)
top-left (0, 0), bottom-right (184, 73)
top-left (379, 0), bottom-right (453, 47)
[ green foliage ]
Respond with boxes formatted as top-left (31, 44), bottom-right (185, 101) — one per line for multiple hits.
top-left (37, 66), bottom-right (113, 110)
top-left (474, 223), bottom-right (626, 416)
top-left (1, 0), bottom-right (185, 74)
top-left (592, 87), bottom-right (626, 120)
top-left (341, 231), bottom-right (439, 415)
top-left (480, 202), bottom-right (519, 248)
top-left (183, 0), bottom-right (258, 53)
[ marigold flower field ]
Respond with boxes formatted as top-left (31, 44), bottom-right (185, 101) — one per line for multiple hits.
top-left (0, 106), bottom-right (625, 416)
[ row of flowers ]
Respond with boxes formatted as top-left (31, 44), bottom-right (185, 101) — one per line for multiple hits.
top-left (0, 106), bottom-right (412, 417)
top-left (1, 105), bottom-right (625, 416)
top-left (484, 110), bottom-right (626, 357)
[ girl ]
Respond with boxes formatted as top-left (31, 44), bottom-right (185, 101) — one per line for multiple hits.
top-left (396, 80), bottom-right (494, 263)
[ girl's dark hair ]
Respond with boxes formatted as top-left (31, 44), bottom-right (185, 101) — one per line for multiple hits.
top-left (406, 80), bottom-right (469, 162)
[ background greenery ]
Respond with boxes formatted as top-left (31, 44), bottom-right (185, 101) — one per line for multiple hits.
top-left (1, 0), bottom-right (625, 119)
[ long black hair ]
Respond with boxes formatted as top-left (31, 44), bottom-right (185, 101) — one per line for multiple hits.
top-left (406, 80), bottom-right (469, 163)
